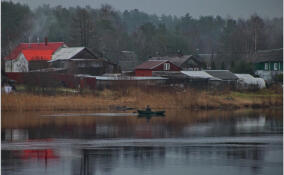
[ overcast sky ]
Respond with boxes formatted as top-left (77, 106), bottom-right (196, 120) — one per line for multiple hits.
top-left (7, 0), bottom-right (283, 18)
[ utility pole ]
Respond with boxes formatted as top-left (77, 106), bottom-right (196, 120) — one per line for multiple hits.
top-left (254, 30), bottom-right (257, 53)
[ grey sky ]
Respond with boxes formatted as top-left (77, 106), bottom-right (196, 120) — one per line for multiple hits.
top-left (7, 0), bottom-right (283, 18)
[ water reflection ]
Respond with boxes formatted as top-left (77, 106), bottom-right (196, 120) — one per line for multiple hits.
top-left (1, 109), bottom-right (282, 140)
top-left (2, 142), bottom-right (281, 175)
top-left (1, 109), bottom-right (283, 175)
top-left (77, 143), bottom-right (281, 175)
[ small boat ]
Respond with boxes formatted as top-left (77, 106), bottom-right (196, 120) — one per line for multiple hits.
top-left (137, 110), bottom-right (165, 116)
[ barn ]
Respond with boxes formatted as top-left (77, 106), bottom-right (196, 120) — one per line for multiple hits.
top-left (135, 60), bottom-right (181, 76)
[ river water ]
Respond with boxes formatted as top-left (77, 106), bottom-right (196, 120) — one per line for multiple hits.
top-left (1, 109), bottom-right (283, 175)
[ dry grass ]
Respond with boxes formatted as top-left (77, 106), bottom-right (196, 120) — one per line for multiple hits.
top-left (2, 87), bottom-right (282, 112)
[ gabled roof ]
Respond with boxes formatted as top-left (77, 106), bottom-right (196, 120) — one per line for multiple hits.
top-left (21, 50), bottom-right (55, 61)
top-left (150, 55), bottom-right (192, 67)
top-left (135, 60), bottom-right (168, 69)
top-left (50, 47), bottom-right (85, 62)
top-left (49, 47), bottom-right (103, 63)
top-left (205, 70), bottom-right (239, 80)
top-left (4, 42), bottom-right (65, 61)
top-left (152, 55), bottom-right (207, 66)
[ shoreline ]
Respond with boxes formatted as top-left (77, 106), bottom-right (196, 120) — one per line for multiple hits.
top-left (2, 87), bottom-right (282, 112)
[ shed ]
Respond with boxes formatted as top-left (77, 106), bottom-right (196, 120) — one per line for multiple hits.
top-left (181, 71), bottom-right (221, 81)
top-left (205, 70), bottom-right (239, 89)
top-left (75, 74), bottom-right (167, 89)
top-left (135, 60), bottom-right (181, 76)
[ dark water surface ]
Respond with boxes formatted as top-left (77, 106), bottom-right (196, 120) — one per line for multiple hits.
top-left (2, 109), bottom-right (283, 175)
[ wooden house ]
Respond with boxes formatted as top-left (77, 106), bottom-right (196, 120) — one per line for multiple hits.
top-left (4, 41), bottom-right (66, 72)
top-left (151, 55), bottom-right (207, 70)
top-left (49, 47), bottom-right (119, 75)
top-left (252, 48), bottom-right (283, 82)
top-left (135, 60), bottom-right (181, 76)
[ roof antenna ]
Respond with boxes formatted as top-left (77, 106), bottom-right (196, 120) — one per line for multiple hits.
top-left (45, 37), bottom-right (48, 46)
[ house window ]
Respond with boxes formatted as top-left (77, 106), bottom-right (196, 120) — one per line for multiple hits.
top-left (274, 63), bottom-right (278, 70)
top-left (163, 63), bottom-right (170, 71)
top-left (264, 63), bottom-right (268, 70)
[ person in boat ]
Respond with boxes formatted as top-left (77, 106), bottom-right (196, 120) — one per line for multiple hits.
top-left (145, 105), bottom-right (152, 112)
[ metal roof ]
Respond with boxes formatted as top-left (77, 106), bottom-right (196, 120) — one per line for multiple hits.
top-left (49, 47), bottom-right (85, 62)
top-left (181, 71), bottom-right (221, 81)
top-left (205, 70), bottom-right (239, 80)
top-left (75, 74), bottom-right (167, 80)
top-left (4, 42), bottom-right (65, 61)
top-left (135, 60), bottom-right (168, 69)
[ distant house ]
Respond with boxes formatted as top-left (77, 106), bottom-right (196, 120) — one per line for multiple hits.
top-left (135, 60), bottom-right (181, 76)
top-left (49, 47), bottom-right (119, 75)
top-left (118, 51), bottom-right (138, 72)
top-left (4, 41), bottom-right (66, 72)
top-left (252, 48), bottom-right (283, 82)
top-left (151, 55), bottom-right (207, 70)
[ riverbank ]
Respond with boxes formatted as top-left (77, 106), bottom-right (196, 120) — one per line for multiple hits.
top-left (2, 86), bottom-right (282, 112)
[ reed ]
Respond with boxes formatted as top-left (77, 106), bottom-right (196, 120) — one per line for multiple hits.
top-left (2, 87), bottom-right (282, 112)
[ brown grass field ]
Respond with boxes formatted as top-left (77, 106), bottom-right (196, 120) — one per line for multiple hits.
top-left (2, 87), bottom-right (283, 112)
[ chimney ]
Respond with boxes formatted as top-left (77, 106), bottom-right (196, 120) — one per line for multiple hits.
top-left (45, 37), bottom-right (48, 46)
top-left (177, 49), bottom-right (183, 57)
top-left (28, 36), bottom-right (31, 48)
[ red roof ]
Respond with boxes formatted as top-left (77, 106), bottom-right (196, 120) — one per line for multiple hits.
top-left (4, 42), bottom-right (65, 61)
top-left (135, 60), bottom-right (168, 69)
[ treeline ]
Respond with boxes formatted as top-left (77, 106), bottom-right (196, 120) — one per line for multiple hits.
top-left (2, 2), bottom-right (283, 66)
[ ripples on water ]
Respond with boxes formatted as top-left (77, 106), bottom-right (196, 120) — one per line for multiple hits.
top-left (1, 109), bottom-right (283, 175)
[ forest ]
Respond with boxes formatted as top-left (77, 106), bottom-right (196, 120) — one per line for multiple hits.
top-left (1, 1), bottom-right (283, 70)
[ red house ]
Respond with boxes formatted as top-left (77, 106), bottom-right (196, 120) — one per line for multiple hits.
top-left (135, 60), bottom-right (181, 76)
top-left (4, 41), bottom-right (66, 72)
